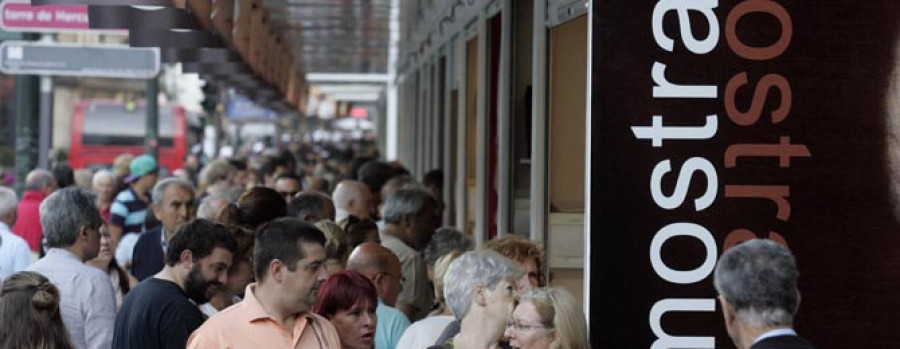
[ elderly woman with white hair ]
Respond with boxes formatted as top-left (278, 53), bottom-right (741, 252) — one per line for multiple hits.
top-left (505, 288), bottom-right (589, 349)
top-left (429, 249), bottom-right (524, 349)
top-left (91, 169), bottom-right (116, 222)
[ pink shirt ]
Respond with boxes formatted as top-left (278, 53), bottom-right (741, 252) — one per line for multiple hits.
top-left (187, 283), bottom-right (341, 349)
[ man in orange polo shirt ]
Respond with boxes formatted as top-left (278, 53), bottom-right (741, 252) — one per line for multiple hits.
top-left (187, 217), bottom-right (341, 348)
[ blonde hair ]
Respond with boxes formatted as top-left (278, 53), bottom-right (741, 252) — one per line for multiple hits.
top-left (432, 250), bottom-right (464, 304)
top-left (314, 220), bottom-right (349, 263)
top-left (112, 153), bottom-right (133, 178)
top-left (518, 288), bottom-right (588, 349)
top-left (199, 160), bottom-right (236, 194)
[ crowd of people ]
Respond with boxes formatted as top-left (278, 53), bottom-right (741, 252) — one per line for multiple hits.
top-left (0, 143), bottom-right (813, 349)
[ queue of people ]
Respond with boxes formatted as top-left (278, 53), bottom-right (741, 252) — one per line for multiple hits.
top-left (0, 146), bottom-right (812, 349)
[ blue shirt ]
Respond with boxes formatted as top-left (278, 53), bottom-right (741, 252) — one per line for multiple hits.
top-left (376, 298), bottom-right (410, 349)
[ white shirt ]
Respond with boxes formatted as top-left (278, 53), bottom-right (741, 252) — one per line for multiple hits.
top-left (27, 248), bottom-right (117, 349)
top-left (0, 221), bottom-right (32, 280)
top-left (115, 232), bottom-right (140, 268)
top-left (335, 207), bottom-right (350, 222)
top-left (197, 295), bottom-right (242, 318)
top-left (397, 315), bottom-right (455, 349)
top-left (198, 302), bottom-right (219, 318)
top-left (160, 227), bottom-right (168, 253)
top-left (754, 328), bottom-right (798, 344)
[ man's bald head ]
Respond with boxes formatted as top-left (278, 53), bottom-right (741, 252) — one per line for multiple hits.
top-left (347, 242), bottom-right (403, 306)
top-left (25, 169), bottom-right (56, 194)
top-left (332, 180), bottom-right (374, 220)
top-left (347, 242), bottom-right (398, 275)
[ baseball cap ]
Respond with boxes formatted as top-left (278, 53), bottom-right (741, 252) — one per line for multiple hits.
top-left (124, 155), bottom-right (158, 183)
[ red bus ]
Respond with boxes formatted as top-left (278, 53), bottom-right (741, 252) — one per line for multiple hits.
top-left (70, 100), bottom-right (187, 171)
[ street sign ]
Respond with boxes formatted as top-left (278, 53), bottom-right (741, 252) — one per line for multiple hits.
top-left (0, 41), bottom-right (160, 78)
top-left (0, 0), bottom-right (122, 33)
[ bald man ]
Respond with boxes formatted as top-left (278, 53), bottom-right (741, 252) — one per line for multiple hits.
top-left (332, 180), bottom-right (375, 222)
top-left (347, 243), bottom-right (410, 349)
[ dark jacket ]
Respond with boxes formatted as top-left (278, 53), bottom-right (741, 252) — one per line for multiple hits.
top-left (751, 335), bottom-right (815, 349)
top-left (131, 227), bottom-right (164, 281)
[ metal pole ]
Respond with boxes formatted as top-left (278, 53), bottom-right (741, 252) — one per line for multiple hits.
top-left (37, 76), bottom-right (53, 170)
top-left (530, 0), bottom-right (549, 244)
top-left (454, 38), bottom-right (468, 234)
top-left (145, 77), bottom-right (159, 159)
top-left (443, 46), bottom-right (455, 226)
top-left (290, 114), bottom-right (298, 143)
top-left (14, 33), bottom-right (40, 195)
top-left (37, 35), bottom-right (54, 170)
top-left (475, 15), bottom-right (488, 248)
top-left (496, 0), bottom-right (512, 236)
top-left (385, 0), bottom-right (399, 160)
top-left (299, 115), bottom-right (309, 142)
top-left (584, 0), bottom-right (595, 328)
top-left (234, 123), bottom-right (242, 150)
top-left (211, 111), bottom-right (220, 159)
top-left (215, 87), bottom-right (226, 158)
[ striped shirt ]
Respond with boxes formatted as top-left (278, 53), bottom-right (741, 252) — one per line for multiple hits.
top-left (109, 187), bottom-right (149, 235)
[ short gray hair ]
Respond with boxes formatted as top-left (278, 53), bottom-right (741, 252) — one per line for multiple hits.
top-left (424, 226), bottom-right (473, 267)
top-left (713, 239), bottom-right (799, 327)
top-left (444, 250), bottom-right (523, 321)
top-left (92, 169), bottom-right (114, 188)
top-left (25, 169), bottom-right (54, 191)
top-left (382, 187), bottom-right (438, 224)
top-left (151, 178), bottom-right (195, 206)
top-left (197, 194), bottom-right (230, 220)
top-left (0, 187), bottom-right (17, 218)
top-left (40, 188), bottom-right (102, 248)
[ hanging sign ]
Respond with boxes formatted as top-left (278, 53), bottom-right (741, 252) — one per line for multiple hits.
top-left (0, 41), bottom-right (160, 78)
top-left (0, 0), bottom-right (98, 33)
top-left (589, 0), bottom-right (900, 347)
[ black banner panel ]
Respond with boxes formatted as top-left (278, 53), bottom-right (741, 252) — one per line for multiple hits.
top-left (590, 0), bottom-right (900, 347)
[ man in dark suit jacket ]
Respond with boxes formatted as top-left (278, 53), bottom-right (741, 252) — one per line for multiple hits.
top-left (131, 178), bottom-right (195, 281)
top-left (714, 239), bottom-right (814, 349)
top-left (131, 227), bottom-right (164, 280)
top-left (751, 334), bottom-right (815, 349)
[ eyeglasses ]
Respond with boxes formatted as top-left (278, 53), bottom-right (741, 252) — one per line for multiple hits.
top-left (506, 320), bottom-right (550, 331)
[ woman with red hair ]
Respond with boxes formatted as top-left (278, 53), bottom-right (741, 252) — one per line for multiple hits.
top-left (314, 270), bottom-right (378, 349)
